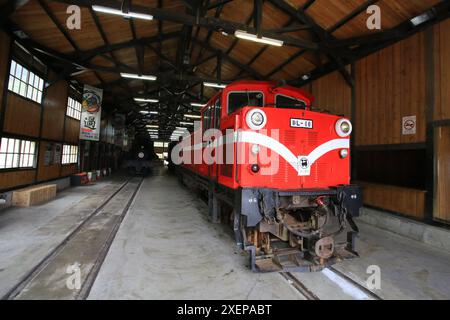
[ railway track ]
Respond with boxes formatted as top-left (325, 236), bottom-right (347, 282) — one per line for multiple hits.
top-left (281, 267), bottom-right (383, 300)
top-left (281, 272), bottom-right (320, 300)
top-left (2, 177), bottom-right (144, 300)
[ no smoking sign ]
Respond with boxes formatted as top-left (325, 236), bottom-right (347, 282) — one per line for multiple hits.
top-left (402, 115), bottom-right (417, 135)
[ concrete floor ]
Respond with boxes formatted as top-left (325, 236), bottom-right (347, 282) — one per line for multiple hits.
top-left (0, 168), bottom-right (449, 300)
top-left (0, 176), bottom-right (130, 298)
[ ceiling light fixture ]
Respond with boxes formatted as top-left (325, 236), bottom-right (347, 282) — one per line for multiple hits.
top-left (92, 5), bottom-right (153, 21)
top-left (184, 114), bottom-right (202, 119)
top-left (190, 102), bottom-right (206, 107)
top-left (203, 82), bottom-right (227, 89)
top-left (121, 73), bottom-right (157, 81)
top-left (134, 98), bottom-right (159, 103)
top-left (410, 11), bottom-right (435, 26)
top-left (234, 30), bottom-right (283, 47)
top-left (180, 121), bottom-right (194, 126)
top-left (146, 125), bottom-right (159, 128)
top-left (301, 74), bottom-right (310, 81)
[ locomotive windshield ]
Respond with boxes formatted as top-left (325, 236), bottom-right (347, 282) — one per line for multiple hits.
top-left (228, 91), bottom-right (264, 114)
top-left (275, 94), bottom-right (307, 109)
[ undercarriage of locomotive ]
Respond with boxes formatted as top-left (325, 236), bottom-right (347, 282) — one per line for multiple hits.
top-left (234, 187), bottom-right (362, 272)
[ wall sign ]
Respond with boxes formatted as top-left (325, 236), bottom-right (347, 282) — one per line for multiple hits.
top-left (402, 115), bottom-right (416, 135)
top-left (53, 143), bottom-right (62, 164)
top-left (44, 143), bottom-right (53, 166)
top-left (80, 84), bottom-right (103, 141)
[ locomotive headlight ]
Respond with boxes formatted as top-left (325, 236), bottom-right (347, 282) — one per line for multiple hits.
top-left (335, 119), bottom-right (353, 137)
top-left (246, 109), bottom-right (267, 130)
top-left (138, 152), bottom-right (145, 159)
top-left (339, 149), bottom-right (349, 159)
top-left (251, 112), bottom-right (264, 126)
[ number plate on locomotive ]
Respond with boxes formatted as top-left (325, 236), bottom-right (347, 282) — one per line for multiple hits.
top-left (290, 118), bottom-right (313, 129)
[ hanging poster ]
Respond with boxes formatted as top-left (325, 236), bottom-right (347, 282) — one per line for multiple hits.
top-left (80, 84), bottom-right (103, 141)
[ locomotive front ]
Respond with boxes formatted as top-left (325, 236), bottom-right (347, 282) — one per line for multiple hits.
top-left (225, 83), bottom-right (363, 272)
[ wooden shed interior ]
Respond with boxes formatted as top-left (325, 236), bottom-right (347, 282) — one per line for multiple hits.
top-left (0, 0), bottom-right (449, 226)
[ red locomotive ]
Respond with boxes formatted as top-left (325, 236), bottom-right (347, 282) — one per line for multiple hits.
top-left (172, 81), bottom-right (362, 272)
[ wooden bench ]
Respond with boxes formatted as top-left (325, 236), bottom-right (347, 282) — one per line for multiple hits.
top-left (12, 184), bottom-right (57, 207)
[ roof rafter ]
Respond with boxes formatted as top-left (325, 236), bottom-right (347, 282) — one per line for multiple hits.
top-left (54, 0), bottom-right (319, 50)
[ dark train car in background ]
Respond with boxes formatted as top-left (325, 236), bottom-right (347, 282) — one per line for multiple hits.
top-left (123, 137), bottom-right (158, 176)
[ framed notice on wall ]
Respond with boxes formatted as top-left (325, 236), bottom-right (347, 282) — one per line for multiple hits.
top-left (44, 143), bottom-right (53, 166)
top-left (80, 84), bottom-right (103, 141)
top-left (53, 143), bottom-right (62, 164)
top-left (402, 115), bottom-right (416, 135)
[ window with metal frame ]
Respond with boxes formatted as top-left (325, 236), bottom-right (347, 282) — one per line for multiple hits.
top-left (214, 98), bottom-right (221, 129)
top-left (203, 106), bottom-right (212, 133)
top-left (62, 145), bottom-right (78, 164)
top-left (228, 91), bottom-right (264, 115)
top-left (66, 97), bottom-right (82, 120)
top-left (275, 94), bottom-right (307, 109)
top-left (7, 60), bottom-right (44, 104)
top-left (0, 137), bottom-right (36, 169)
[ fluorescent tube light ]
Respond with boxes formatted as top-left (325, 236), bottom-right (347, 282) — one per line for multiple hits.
top-left (203, 82), bottom-right (226, 89)
top-left (234, 30), bottom-right (283, 47)
top-left (190, 102), bottom-right (206, 107)
top-left (184, 114), bottom-right (202, 119)
top-left (134, 98), bottom-right (159, 103)
top-left (410, 11), bottom-right (434, 26)
top-left (92, 5), bottom-right (153, 21)
top-left (146, 125), bottom-right (159, 128)
top-left (121, 73), bottom-right (157, 81)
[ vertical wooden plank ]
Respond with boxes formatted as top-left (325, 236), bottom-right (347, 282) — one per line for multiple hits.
top-left (434, 19), bottom-right (450, 121)
top-left (434, 126), bottom-right (450, 223)
top-left (0, 30), bottom-right (11, 125)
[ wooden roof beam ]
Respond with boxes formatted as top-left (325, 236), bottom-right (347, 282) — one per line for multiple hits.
top-left (190, 37), bottom-right (264, 80)
top-left (54, 0), bottom-right (319, 50)
top-left (75, 31), bottom-right (181, 62)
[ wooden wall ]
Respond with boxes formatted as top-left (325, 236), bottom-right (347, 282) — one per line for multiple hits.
top-left (434, 126), bottom-right (450, 223)
top-left (0, 30), bottom-right (10, 116)
top-left (0, 170), bottom-right (35, 190)
top-left (310, 66), bottom-right (352, 119)
top-left (3, 93), bottom-right (41, 137)
top-left (65, 118), bottom-right (80, 143)
top-left (307, 20), bottom-right (450, 223)
top-left (36, 141), bottom-right (61, 182)
top-left (357, 181), bottom-right (426, 220)
top-left (434, 19), bottom-right (450, 121)
top-left (0, 31), bottom-right (80, 191)
top-left (355, 32), bottom-right (427, 146)
top-left (41, 73), bottom-right (68, 141)
top-left (433, 19), bottom-right (450, 223)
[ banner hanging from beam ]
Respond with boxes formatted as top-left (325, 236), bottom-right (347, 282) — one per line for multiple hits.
top-left (80, 84), bottom-right (103, 141)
